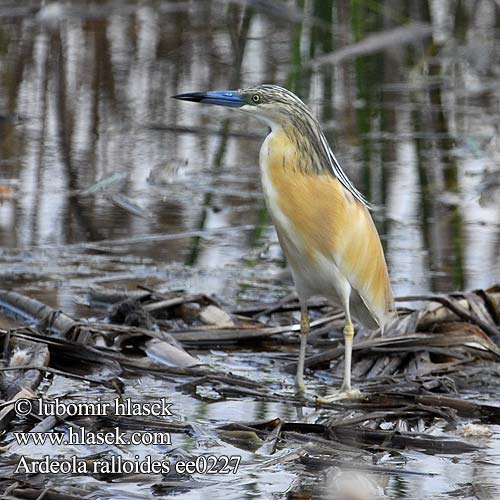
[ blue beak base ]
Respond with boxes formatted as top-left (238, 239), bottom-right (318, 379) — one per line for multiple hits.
top-left (171, 90), bottom-right (245, 108)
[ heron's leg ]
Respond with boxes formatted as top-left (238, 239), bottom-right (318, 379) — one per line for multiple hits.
top-left (340, 314), bottom-right (354, 392)
top-left (295, 303), bottom-right (309, 393)
top-left (318, 303), bottom-right (361, 402)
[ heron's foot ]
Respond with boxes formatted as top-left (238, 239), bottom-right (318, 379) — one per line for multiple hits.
top-left (317, 388), bottom-right (362, 402)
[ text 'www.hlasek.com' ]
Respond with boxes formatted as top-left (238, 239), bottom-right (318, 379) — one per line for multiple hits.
top-left (12, 397), bottom-right (241, 475)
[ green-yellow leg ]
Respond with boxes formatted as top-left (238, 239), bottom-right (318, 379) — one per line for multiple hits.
top-left (340, 320), bottom-right (355, 392)
top-left (295, 304), bottom-right (309, 394)
top-left (318, 318), bottom-right (362, 402)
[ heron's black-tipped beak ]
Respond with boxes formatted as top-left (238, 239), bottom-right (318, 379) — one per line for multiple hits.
top-left (172, 90), bottom-right (245, 108)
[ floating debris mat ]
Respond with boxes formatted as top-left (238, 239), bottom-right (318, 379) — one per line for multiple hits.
top-left (0, 285), bottom-right (499, 499)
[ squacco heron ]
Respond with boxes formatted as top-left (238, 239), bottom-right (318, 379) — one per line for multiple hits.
top-left (173, 85), bottom-right (394, 399)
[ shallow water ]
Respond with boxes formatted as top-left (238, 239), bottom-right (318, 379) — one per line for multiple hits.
top-left (4, 349), bottom-right (500, 500)
top-left (0, 0), bottom-right (499, 309)
top-left (1, 1), bottom-right (500, 499)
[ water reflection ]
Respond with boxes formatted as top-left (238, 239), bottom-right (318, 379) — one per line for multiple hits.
top-left (1, 1), bottom-right (499, 302)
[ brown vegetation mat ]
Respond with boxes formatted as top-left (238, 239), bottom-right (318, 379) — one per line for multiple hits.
top-left (0, 285), bottom-right (499, 498)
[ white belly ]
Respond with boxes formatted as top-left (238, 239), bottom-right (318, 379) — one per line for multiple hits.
top-left (259, 133), bottom-right (351, 308)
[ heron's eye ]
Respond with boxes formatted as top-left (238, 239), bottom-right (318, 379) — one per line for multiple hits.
top-left (252, 94), bottom-right (260, 103)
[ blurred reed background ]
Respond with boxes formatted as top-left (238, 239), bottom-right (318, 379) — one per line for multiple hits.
top-left (0, 0), bottom-right (499, 309)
